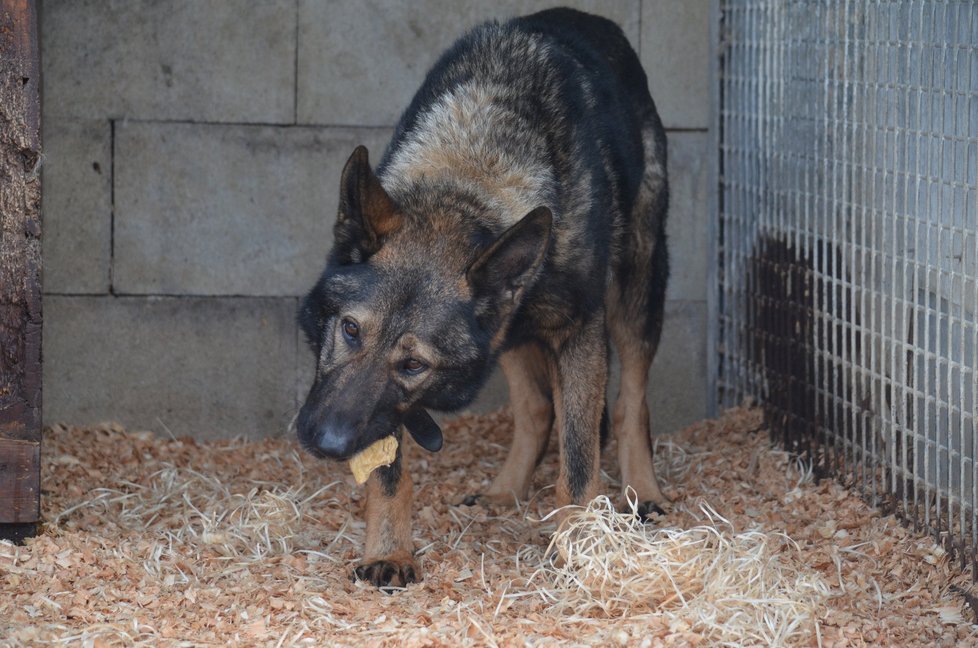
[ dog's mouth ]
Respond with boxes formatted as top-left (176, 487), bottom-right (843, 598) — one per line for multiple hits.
top-left (342, 409), bottom-right (444, 457)
top-left (298, 408), bottom-right (443, 461)
top-left (402, 408), bottom-right (443, 452)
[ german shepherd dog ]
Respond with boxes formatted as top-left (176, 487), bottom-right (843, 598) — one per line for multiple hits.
top-left (298, 7), bottom-right (669, 588)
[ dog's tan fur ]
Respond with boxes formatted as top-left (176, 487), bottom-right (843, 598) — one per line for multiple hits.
top-left (481, 344), bottom-right (554, 506)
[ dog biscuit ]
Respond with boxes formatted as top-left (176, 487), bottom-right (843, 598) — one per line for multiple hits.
top-left (349, 436), bottom-right (398, 484)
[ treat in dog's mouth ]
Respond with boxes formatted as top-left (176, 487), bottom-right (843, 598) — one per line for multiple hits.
top-left (349, 436), bottom-right (399, 484)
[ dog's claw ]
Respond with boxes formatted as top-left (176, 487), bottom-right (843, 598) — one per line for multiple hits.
top-left (636, 501), bottom-right (667, 521)
top-left (353, 559), bottom-right (419, 590)
top-left (461, 494), bottom-right (481, 506)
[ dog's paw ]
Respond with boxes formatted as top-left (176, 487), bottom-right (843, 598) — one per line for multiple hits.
top-left (353, 557), bottom-right (420, 590)
top-left (635, 500), bottom-right (667, 522)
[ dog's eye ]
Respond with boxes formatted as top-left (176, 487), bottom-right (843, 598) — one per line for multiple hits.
top-left (402, 358), bottom-right (427, 375)
top-left (341, 318), bottom-right (360, 342)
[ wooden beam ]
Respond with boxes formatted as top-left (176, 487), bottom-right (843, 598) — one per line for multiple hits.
top-left (0, 0), bottom-right (42, 540)
top-left (0, 438), bottom-right (40, 523)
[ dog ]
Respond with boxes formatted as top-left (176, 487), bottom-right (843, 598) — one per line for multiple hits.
top-left (297, 7), bottom-right (669, 589)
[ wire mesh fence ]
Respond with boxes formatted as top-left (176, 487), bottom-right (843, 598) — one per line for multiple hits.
top-left (714, 0), bottom-right (978, 575)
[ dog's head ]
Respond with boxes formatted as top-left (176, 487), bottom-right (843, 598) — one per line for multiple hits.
top-left (297, 146), bottom-right (551, 460)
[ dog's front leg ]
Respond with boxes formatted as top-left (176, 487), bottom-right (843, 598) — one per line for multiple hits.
top-left (353, 446), bottom-right (419, 589)
top-left (553, 316), bottom-right (607, 511)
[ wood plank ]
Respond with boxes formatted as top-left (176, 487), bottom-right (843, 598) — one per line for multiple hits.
top-left (0, 0), bottom-right (43, 539)
top-left (0, 438), bottom-right (39, 524)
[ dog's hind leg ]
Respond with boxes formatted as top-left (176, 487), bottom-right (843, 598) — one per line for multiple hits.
top-left (477, 343), bottom-right (554, 507)
top-left (608, 325), bottom-right (667, 515)
top-left (354, 445), bottom-right (419, 589)
top-left (607, 118), bottom-right (670, 518)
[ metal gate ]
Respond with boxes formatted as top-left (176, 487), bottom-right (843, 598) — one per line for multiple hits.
top-left (713, 0), bottom-right (978, 574)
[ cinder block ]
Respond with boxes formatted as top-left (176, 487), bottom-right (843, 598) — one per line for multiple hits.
top-left (41, 0), bottom-right (295, 123)
top-left (41, 119), bottom-right (112, 294)
top-left (646, 300), bottom-right (708, 433)
top-left (666, 131), bottom-right (710, 301)
top-left (297, 0), bottom-right (641, 126)
top-left (42, 296), bottom-right (298, 440)
top-left (113, 122), bottom-right (392, 296)
top-left (642, 0), bottom-right (711, 129)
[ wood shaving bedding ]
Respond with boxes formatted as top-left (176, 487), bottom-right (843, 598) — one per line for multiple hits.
top-left (1, 407), bottom-right (974, 646)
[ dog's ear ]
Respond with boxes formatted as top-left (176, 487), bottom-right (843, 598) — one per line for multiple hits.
top-left (467, 206), bottom-right (552, 321)
top-left (335, 146), bottom-right (401, 263)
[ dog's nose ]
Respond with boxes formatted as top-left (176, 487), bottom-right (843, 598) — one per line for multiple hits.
top-left (314, 423), bottom-right (358, 459)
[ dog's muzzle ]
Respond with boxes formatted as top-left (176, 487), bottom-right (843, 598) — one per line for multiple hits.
top-left (311, 421), bottom-right (359, 460)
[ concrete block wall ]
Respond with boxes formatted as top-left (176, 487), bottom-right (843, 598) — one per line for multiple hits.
top-left (41, 0), bottom-right (712, 440)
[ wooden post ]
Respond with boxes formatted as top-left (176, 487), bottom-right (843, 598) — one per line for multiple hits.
top-left (0, 0), bottom-right (42, 543)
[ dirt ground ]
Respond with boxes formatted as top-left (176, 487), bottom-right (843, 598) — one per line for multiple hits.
top-left (2, 407), bottom-right (975, 646)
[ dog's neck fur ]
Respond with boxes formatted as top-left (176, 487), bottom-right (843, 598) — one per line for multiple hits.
top-left (379, 80), bottom-right (555, 233)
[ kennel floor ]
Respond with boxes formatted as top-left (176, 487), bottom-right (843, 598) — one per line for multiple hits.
top-left (1, 407), bottom-right (974, 647)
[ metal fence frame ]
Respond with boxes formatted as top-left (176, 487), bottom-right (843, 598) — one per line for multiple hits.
top-left (712, 0), bottom-right (978, 576)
